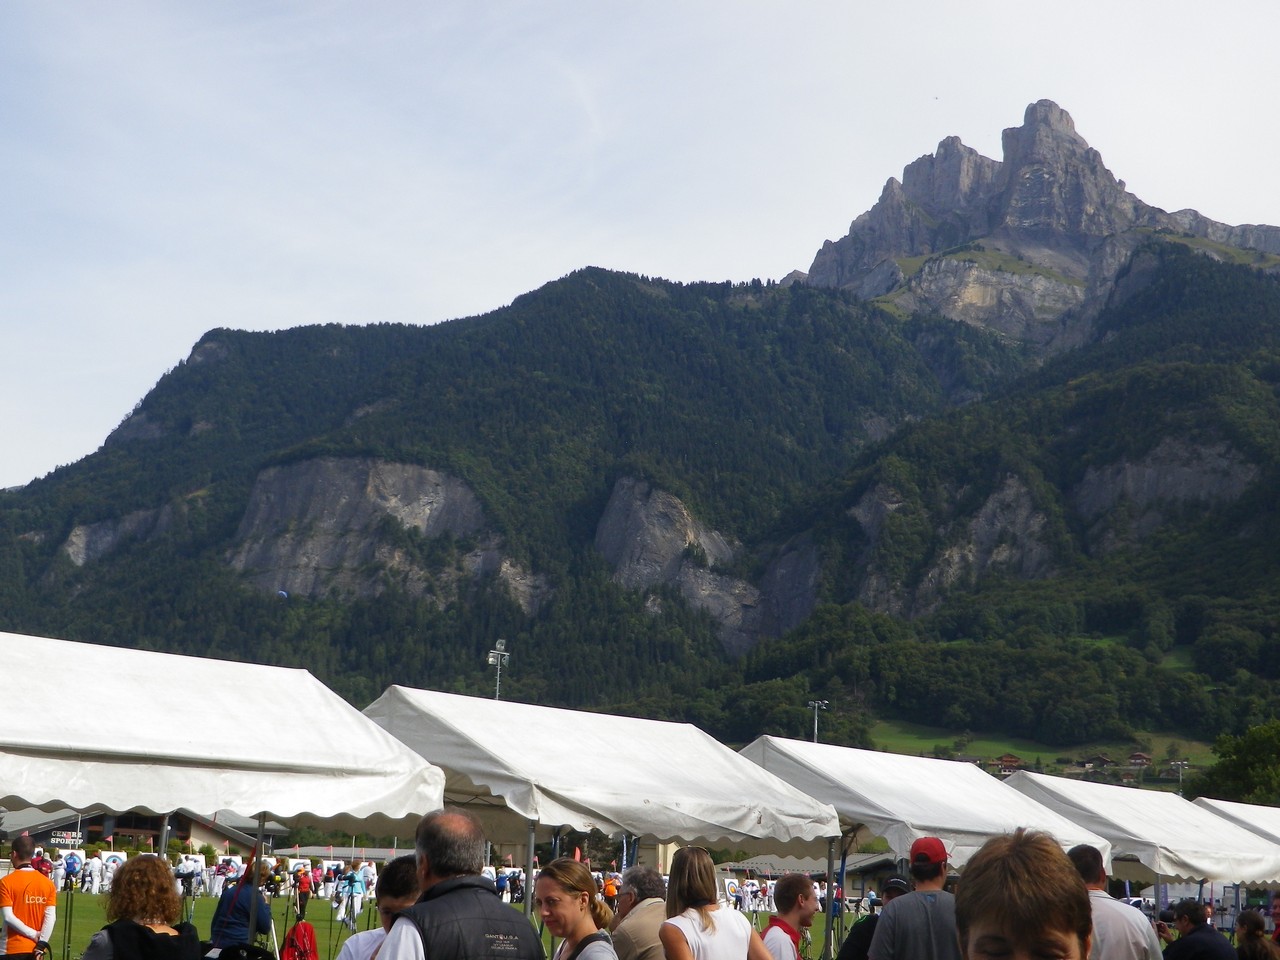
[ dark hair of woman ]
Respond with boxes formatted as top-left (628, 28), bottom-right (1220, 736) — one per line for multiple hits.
top-left (1236, 911), bottom-right (1280, 960)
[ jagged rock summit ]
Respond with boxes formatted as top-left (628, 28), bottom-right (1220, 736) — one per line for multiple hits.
top-left (807, 100), bottom-right (1280, 351)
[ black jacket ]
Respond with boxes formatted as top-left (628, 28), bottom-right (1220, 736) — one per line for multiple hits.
top-left (1163, 924), bottom-right (1236, 960)
top-left (400, 875), bottom-right (545, 960)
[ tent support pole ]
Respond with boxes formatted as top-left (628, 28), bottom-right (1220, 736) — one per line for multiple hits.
top-left (823, 837), bottom-right (836, 960)
top-left (159, 812), bottom-right (172, 858)
top-left (247, 813), bottom-right (268, 948)
top-left (525, 820), bottom-right (537, 917)
top-left (59, 879), bottom-right (75, 960)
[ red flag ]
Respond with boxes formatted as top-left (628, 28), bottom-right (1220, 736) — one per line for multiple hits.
top-left (104, 835), bottom-right (113, 843)
top-left (574, 847), bottom-right (581, 862)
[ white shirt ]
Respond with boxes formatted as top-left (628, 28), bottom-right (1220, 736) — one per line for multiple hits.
top-left (337, 929), bottom-right (387, 960)
top-left (1087, 889), bottom-right (1163, 960)
top-left (663, 908), bottom-right (752, 960)
top-left (378, 918), bottom-right (425, 960)
top-left (762, 925), bottom-right (798, 960)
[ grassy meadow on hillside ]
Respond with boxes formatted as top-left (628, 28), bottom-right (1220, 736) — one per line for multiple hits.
top-left (870, 719), bottom-right (1214, 769)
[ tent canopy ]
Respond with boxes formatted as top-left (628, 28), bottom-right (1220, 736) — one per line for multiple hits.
top-left (1006, 770), bottom-right (1280, 884)
top-left (1194, 796), bottom-right (1280, 847)
top-left (0, 632), bottom-right (444, 833)
top-left (739, 736), bottom-right (1113, 869)
top-left (363, 686), bottom-right (840, 851)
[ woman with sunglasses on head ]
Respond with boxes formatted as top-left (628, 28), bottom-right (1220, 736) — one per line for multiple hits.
top-left (660, 847), bottom-right (771, 960)
top-left (536, 858), bottom-right (618, 960)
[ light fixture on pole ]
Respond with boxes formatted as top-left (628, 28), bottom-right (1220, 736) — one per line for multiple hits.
top-left (807, 699), bottom-right (828, 742)
top-left (1171, 759), bottom-right (1188, 796)
top-left (486, 638), bottom-right (510, 700)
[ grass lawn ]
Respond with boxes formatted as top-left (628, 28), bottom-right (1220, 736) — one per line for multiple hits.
top-left (52, 889), bottom-right (386, 960)
top-left (52, 891), bottom-right (857, 960)
top-left (869, 719), bottom-right (1214, 767)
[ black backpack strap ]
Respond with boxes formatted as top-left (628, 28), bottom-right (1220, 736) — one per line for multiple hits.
top-left (563, 932), bottom-right (611, 960)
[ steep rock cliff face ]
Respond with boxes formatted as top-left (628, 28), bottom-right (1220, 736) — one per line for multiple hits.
top-left (849, 475), bottom-right (1054, 618)
top-left (228, 456), bottom-right (547, 610)
top-left (1072, 437), bottom-right (1260, 553)
top-left (593, 477), bottom-right (819, 655)
top-left (808, 100), bottom-right (1280, 351)
top-left (62, 506), bottom-right (176, 566)
top-left (910, 476), bottom-right (1055, 616)
top-left (593, 476), bottom-right (735, 590)
top-left (891, 256), bottom-right (1087, 347)
top-left (843, 436), bottom-right (1261, 618)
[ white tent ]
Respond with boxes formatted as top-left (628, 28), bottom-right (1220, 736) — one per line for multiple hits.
top-left (0, 631), bottom-right (445, 833)
top-left (739, 736), bottom-right (1113, 869)
top-left (1006, 770), bottom-right (1280, 883)
top-left (362, 686), bottom-right (840, 850)
top-left (1194, 796), bottom-right (1280, 847)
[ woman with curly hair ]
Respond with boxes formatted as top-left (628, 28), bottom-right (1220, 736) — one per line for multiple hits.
top-left (660, 847), bottom-right (770, 960)
top-left (534, 858), bottom-right (617, 960)
top-left (1234, 910), bottom-right (1280, 960)
top-left (82, 855), bottom-right (202, 960)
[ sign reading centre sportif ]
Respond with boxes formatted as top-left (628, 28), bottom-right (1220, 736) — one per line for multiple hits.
top-left (50, 831), bottom-right (83, 846)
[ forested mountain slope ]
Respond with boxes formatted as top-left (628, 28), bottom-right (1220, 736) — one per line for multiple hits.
top-left (4, 101), bottom-right (1280, 751)
top-left (0, 273), bottom-right (1021, 725)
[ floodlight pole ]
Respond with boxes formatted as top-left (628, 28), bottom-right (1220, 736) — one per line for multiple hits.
top-left (1171, 759), bottom-right (1188, 796)
top-left (487, 638), bottom-right (510, 700)
top-left (808, 699), bottom-right (829, 742)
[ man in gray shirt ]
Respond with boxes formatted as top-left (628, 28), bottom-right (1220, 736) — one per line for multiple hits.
top-left (868, 837), bottom-right (960, 960)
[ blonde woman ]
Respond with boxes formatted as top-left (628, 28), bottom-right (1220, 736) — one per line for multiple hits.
top-left (660, 847), bottom-right (771, 960)
top-left (535, 858), bottom-right (617, 960)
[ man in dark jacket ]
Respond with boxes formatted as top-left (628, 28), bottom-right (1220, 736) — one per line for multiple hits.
top-left (379, 808), bottom-right (544, 960)
top-left (1157, 899), bottom-right (1235, 960)
top-left (837, 878), bottom-right (910, 960)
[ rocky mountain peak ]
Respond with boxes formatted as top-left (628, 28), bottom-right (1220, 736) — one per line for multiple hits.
top-left (805, 100), bottom-right (1280, 352)
top-left (995, 99), bottom-right (1140, 239)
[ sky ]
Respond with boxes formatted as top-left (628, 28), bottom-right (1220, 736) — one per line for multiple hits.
top-left (4, 1), bottom-right (1279, 489)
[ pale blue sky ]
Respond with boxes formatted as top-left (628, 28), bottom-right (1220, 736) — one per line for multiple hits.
top-left (4, 1), bottom-right (1278, 488)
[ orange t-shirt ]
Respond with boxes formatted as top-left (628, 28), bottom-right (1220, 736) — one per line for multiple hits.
top-left (0, 866), bottom-right (57, 953)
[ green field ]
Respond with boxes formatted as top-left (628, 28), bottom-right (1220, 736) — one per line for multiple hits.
top-left (52, 890), bottom-right (382, 960)
top-left (869, 719), bottom-right (1214, 768)
top-left (51, 891), bottom-right (857, 960)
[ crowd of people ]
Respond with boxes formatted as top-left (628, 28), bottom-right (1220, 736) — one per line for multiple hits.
top-left (5, 817), bottom-right (1280, 960)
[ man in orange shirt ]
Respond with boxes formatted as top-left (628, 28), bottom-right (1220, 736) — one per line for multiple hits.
top-left (0, 836), bottom-right (57, 959)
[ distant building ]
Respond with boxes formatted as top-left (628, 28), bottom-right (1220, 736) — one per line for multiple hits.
top-left (1081, 754), bottom-right (1114, 769)
top-left (994, 753), bottom-right (1023, 775)
top-left (0, 807), bottom-right (286, 857)
top-left (1128, 752), bottom-right (1153, 767)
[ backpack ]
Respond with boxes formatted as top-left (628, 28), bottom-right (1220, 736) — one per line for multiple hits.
top-left (281, 921), bottom-right (318, 960)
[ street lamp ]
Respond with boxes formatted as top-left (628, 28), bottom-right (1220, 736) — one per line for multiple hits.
top-left (487, 638), bottom-right (510, 700)
top-left (1171, 760), bottom-right (1189, 796)
top-left (807, 699), bottom-right (828, 742)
